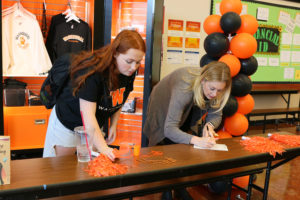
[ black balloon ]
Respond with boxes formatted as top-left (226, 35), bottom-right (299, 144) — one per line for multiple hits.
top-left (223, 95), bottom-right (238, 117)
top-left (204, 33), bottom-right (229, 57)
top-left (220, 12), bottom-right (241, 34)
top-left (231, 73), bottom-right (252, 97)
top-left (240, 56), bottom-right (258, 76)
top-left (200, 54), bottom-right (219, 67)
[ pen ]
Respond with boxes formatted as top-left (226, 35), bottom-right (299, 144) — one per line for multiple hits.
top-left (206, 125), bottom-right (212, 137)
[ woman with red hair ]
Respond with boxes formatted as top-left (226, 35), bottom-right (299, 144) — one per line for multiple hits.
top-left (43, 30), bottom-right (146, 161)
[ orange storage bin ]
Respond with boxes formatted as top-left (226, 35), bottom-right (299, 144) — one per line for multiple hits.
top-left (3, 106), bottom-right (52, 150)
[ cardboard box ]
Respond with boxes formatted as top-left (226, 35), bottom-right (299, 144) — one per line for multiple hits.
top-left (0, 136), bottom-right (10, 185)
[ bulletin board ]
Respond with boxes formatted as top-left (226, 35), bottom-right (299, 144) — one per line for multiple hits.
top-left (211, 0), bottom-right (300, 83)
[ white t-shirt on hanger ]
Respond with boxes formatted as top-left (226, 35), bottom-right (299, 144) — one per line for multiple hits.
top-left (2, 9), bottom-right (52, 76)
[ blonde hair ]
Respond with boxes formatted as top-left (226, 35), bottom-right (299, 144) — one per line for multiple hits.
top-left (191, 61), bottom-right (231, 112)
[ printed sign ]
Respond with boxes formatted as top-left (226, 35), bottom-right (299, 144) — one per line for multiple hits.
top-left (254, 25), bottom-right (281, 54)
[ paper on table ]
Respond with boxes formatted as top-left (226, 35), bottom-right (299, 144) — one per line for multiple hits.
top-left (91, 150), bottom-right (100, 157)
top-left (193, 144), bottom-right (228, 151)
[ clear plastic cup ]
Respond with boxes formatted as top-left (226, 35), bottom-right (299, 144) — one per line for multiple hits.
top-left (74, 126), bottom-right (93, 162)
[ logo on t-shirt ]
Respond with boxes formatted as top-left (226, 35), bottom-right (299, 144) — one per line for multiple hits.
top-left (16, 32), bottom-right (30, 49)
top-left (63, 35), bottom-right (84, 43)
top-left (110, 87), bottom-right (125, 107)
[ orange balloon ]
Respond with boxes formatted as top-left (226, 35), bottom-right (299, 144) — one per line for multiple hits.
top-left (219, 54), bottom-right (241, 77)
top-left (220, 0), bottom-right (243, 15)
top-left (237, 14), bottom-right (259, 35)
top-left (232, 176), bottom-right (250, 188)
top-left (230, 33), bottom-right (257, 59)
top-left (217, 130), bottom-right (233, 139)
top-left (203, 15), bottom-right (224, 35)
top-left (224, 113), bottom-right (248, 136)
top-left (236, 94), bottom-right (255, 114)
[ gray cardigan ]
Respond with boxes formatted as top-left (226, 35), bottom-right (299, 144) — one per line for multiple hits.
top-left (143, 67), bottom-right (222, 146)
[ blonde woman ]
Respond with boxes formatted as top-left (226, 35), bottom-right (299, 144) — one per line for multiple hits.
top-left (143, 61), bottom-right (231, 147)
top-left (143, 61), bottom-right (231, 199)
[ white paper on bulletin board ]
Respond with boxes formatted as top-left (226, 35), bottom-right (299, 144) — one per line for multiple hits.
top-left (296, 14), bottom-right (300, 27)
top-left (184, 51), bottom-right (200, 65)
top-left (168, 19), bottom-right (184, 37)
top-left (167, 50), bottom-right (183, 64)
top-left (281, 33), bottom-right (292, 45)
top-left (291, 51), bottom-right (300, 63)
top-left (257, 7), bottom-right (269, 21)
top-left (284, 68), bottom-right (294, 79)
top-left (293, 34), bottom-right (300, 45)
top-left (280, 51), bottom-right (291, 63)
top-left (185, 21), bottom-right (201, 38)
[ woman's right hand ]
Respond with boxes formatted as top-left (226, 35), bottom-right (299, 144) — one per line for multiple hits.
top-left (190, 136), bottom-right (216, 148)
top-left (99, 146), bottom-right (116, 161)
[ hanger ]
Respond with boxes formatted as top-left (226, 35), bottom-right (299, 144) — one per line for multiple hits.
top-left (62, 8), bottom-right (71, 15)
top-left (13, 1), bottom-right (24, 18)
top-left (43, 0), bottom-right (47, 10)
top-left (2, 2), bottom-right (36, 19)
top-left (63, 1), bottom-right (80, 23)
top-left (2, 3), bottom-right (17, 14)
top-left (62, 0), bottom-right (72, 15)
top-left (65, 12), bottom-right (80, 23)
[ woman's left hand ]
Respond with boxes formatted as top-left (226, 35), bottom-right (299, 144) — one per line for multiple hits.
top-left (203, 123), bottom-right (218, 138)
top-left (106, 126), bottom-right (117, 144)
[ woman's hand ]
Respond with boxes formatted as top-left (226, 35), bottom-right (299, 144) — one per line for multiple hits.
top-left (106, 109), bottom-right (121, 145)
top-left (190, 136), bottom-right (216, 148)
top-left (99, 145), bottom-right (116, 161)
top-left (203, 123), bottom-right (218, 138)
top-left (106, 126), bottom-right (117, 145)
top-left (79, 98), bottom-right (116, 161)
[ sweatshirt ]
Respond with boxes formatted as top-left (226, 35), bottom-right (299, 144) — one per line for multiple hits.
top-left (2, 10), bottom-right (52, 76)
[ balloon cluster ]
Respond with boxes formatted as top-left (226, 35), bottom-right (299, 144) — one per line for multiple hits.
top-left (201, 0), bottom-right (259, 137)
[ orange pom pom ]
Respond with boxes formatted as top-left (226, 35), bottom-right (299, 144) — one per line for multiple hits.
top-left (203, 15), bottom-right (223, 35)
top-left (230, 33), bottom-right (257, 59)
top-left (237, 14), bottom-right (259, 35)
top-left (220, 0), bottom-right (243, 15)
top-left (224, 113), bottom-right (248, 136)
top-left (236, 94), bottom-right (255, 114)
top-left (240, 136), bottom-right (285, 157)
top-left (219, 54), bottom-right (241, 77)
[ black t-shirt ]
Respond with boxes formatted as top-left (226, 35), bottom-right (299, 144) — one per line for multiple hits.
top-left (55, 70), bottom-right (135, 131)
top-left (45, 14), bottom-right (92, 63)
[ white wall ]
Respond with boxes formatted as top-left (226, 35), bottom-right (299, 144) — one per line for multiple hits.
top-left (161, 0), bottom-right (211, 78)
top-left (162, 0), bottom-right (300, 119)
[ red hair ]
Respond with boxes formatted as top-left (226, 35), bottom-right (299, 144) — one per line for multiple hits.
top-left (70, 30), bottom-right (146, 95)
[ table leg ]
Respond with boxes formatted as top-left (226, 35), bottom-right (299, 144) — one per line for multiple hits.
top-left (263, 115), bottom-right (266, 133)
top-left (263, 161), bottom-right (272, 200)
top-left (246, 174), bottom-right (254, 200)
top-left (227, 179), bottom-right (232, 200)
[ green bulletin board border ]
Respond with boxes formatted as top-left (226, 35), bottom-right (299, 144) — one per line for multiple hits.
top-left (210, 0), bottom-right (300, 84)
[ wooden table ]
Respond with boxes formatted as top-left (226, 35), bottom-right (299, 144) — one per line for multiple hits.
top-left (1, 134), bottom-right (300, 200)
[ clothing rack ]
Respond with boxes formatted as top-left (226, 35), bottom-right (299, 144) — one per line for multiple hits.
top-left (2, 0), bottom-right (89, 24)
top-left (1, 0), bottom-right (92, 95)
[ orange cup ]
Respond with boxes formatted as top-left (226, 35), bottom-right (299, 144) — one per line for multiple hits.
top-left (133, 145), bottom-right (141, 156)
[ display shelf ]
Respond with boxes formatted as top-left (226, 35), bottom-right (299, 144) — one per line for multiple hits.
top-left (3, 106), bottom-right (52, 150)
